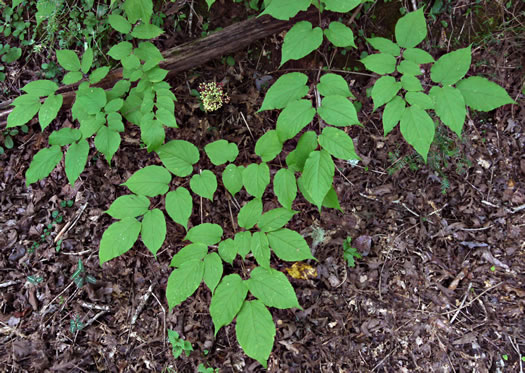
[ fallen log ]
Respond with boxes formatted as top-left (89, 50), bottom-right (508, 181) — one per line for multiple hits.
top-left (0, 10), bottom-right (318, 127)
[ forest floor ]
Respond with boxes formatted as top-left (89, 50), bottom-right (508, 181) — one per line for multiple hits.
top-left (1, 1), bottom-right (524, 372)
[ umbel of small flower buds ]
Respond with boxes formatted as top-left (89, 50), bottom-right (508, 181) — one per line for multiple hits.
top-left (198, 81), bottom-right (230, 112)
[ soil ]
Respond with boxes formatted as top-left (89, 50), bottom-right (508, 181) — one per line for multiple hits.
top-left (1, 1), bottom-right (524, 372)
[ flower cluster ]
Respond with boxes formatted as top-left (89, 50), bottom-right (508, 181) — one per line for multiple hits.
top-left (198, 81), bottom-right (230, 112)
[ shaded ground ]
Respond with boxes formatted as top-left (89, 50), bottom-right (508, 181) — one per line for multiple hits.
top-left (1, 1), bottom-right (524, 372)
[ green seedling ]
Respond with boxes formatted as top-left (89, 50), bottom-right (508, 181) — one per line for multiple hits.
top-left (168, 330), bottom-right (193, 359)
top-left (343, 237), bottom-right (362, 268)
top-left (71, 259), bottom-right (97, 288)
top-left (69, 315), bottom-right (84, 333)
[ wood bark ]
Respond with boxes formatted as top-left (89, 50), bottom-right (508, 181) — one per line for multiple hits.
top-left (0, 10), bottom-right (317, 127)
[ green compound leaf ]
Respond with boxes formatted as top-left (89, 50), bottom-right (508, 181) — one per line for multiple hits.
top-left (275, 99), bottom-right (316, 142)
top-left (131, 23), bottom-right (164, 39)
top-left (165, 187), bottom-right (192, 231)
top-left (273, 168), bottom-right (297, 210)
top-left (170, 243), bottom-right (208, 268)
top-left (267, 228), bottom-right (315, 261)
top-left (318, 95), bottom-right (359, 127)
top-left (108, 41), bottom-right (133, 61)
top-left (382, 95), bottom-right (406, 135)
top-left (166, 260), bottom-right (204, 309)
top-left (324, 21), bottom-right (356, 48)
top-left (429, 86), bottom-right (466, 137)
top-left (397, 60), bottom-right (421, 76)
top-left (259, 0), bottom-right (310, 20)
top-left (49, 128), bottom-right (81, 146)
top-left (25, 145), bottom-right (62, 186)
top-left (236, 300), bottom-right (275, 369)
top-left (205, 140), bottom-right (239, 165)
top-left (300, 150), bottom-right (334, 209)
top-left (247, 267), bottom-right (300, 309)
top-left (402, 48), bottom-right (434, 64)
top-left (62, 71), bottom-right (83, 85)
top-left (7, 94), bottom-right (41, 128)
top-left (259, 72), bottom-right (308, 112)
top-left (222, 164), bottom-right (244, 197)
top-left (401, 75), bottom-right (423, 92)
top-left (243, 163), bottom-right (270, 198)
top-left (210, 274), bottom-right (248, 335)
top-left (257, 208), bottom-right (298, 233)
top-left (251, 232), bottom-right (271, 268)
top-left (185, 223), bottom-right (223, 245)
top-left (318, 126), bottom-right (359, 160)
top-left (238, 198), bottom-right (263, 230)
top-left (56, 49), bottom-right (80, 71)
top-left (322, 0), bottom-right (361, 12)
top-left (234, 231), bottom-right (252, 259)
top-left (281, 21), bottom-right (323, 66)
top-left (94, 126), bottom-right (121, 163)
top-left (190, 170), bottom-right (217, 201)
top-left (430, 46), bottom-right (471, 86)
top-left (108, 14), bottom-right (132, 34)
top-left (399, 105), bottom-right (435, 162)
top-left (123, 165), bottom-right (172, 197)
top-left (81, 48), bottom-right (93, 74)
top-left (218, 238), bottom-right (237, 265)
top-left (405, 92), bottom-right (434, 109)
top-left (456, 76), bottom-right (515, 112)
top-left (141, 208), bottom-right (166, 257)
top-left (99, 217), bottom-right (141, 265)
top-left (203, 252), bottom-right (223, 292)
top-left (65, 139), bottom-right (89, 185)
top-left (22, 79), bottom-right (58, 97)
top-left (395, 7), bottom-right (427, 48)
top-left (360, 53), bottom-right (397, 75)
top-left (123, 0), bottom-right (153, 24)
top-left (371, 76), bottom-right (402, 110)
top-left (285, 131), bottom-right (318, 172)
top-left (106, 194), bottom-right (150, 219)
top-left (157, 140), bottom-right (199, 177)
top-left (365, 37), bottom-right (400, 56)
top-left (39, 94), bottom-right (63, 130)
top-left (317, 73), bottom-right (354, 98)
top-left (255, 130), bottom-right (283, 162)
